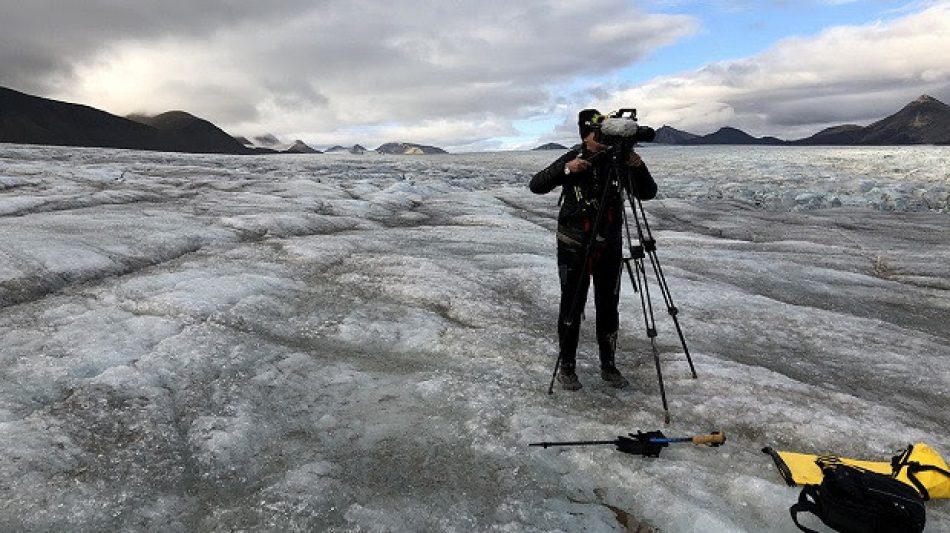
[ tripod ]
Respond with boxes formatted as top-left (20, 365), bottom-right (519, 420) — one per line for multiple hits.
top-left (547, 141), bottom-right (697, 424)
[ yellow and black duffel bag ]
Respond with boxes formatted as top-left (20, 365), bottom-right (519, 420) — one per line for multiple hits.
top-left (763, 442), bottom-right (950, 500)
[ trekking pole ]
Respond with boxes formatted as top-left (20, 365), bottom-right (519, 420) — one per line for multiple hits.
top-left (530, 430), bottom-right (726, 458)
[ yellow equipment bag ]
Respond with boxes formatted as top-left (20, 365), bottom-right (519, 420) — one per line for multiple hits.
top-left (763, 443), bottom-right (950, 500)
top-left (892, 443), bottom-right (950, 500)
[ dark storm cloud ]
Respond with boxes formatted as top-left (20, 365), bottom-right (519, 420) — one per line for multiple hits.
top-left (0, 0), bottom-right (697, 146)
top-left (4, 1), bottom-right (947, 148)
top-left (227, 1), bottom-right (695, 120)
top-left (0, 0), bottom-right (696, 142)
top-left (0, 1), bottom-right (317, 90)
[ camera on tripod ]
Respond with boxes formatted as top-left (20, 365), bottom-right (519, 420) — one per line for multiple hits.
top-left (590, 109), bottom-right (656, 145)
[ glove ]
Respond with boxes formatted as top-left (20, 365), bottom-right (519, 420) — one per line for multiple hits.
top-left (615, 431), bottom-right (667, 457)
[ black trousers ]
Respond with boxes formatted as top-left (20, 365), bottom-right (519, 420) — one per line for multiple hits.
top-left (557, 240), bottom-right (622, 371)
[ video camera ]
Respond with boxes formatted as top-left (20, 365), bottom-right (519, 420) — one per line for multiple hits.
top-left (590, 109), bottom-right (656, 145)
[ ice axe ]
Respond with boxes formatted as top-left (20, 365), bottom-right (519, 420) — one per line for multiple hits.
top-left (529, 430), bottom-right (725, 457)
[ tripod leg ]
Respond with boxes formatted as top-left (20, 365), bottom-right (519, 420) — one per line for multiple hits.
top-left (650, 338), bottom-right (671, 424)
top-left (670, 314), bottom-right (697, 379)
top-left (622, 258), bottom-right (638, 293)
top-left (624, 178), bottom-right (696, 380)
top-left (635, 257), bottom-right (657, 339)
top-left (648, 252), bottom-right (698, 379)
top-left (635, 257), bottom-right (669, 423)
top-left (547, 353), bottom-right (562, 395)
top-left (620, 166), bottom-right (684, 422)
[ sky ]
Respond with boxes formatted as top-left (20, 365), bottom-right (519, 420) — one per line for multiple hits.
top-left (1, 0), bottom-right (949, 151)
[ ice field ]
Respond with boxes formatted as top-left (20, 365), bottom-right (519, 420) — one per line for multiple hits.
top-left (0, 143), bottom-right (948, 531)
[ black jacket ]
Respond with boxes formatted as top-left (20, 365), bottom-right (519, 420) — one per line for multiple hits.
top-left (529, 144), bottom-right (657, 247)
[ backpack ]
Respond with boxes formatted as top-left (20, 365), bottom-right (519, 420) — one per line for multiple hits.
top-left (789, 461), bottom-right (926, 533)
top-left (763, 442), bottom-right (950, 499)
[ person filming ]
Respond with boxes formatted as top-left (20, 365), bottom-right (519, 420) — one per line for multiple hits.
top-left (529, 109), bottom-right (658, 391)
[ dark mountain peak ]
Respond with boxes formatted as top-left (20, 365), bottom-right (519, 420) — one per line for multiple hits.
top-left (375, 142), bottom-right (447, 155)
top-left (533, 142), bottom-right (567, 150)
top-left (695, 127), bottom-right (757, 144)
top-left (283, 140), bottom-right (320, 154)
top-left (686, 126), bottom-right (787, 145)
top-left (860, 94), bottom-right (950, 144)
top-left (129, 111), bottom-right (208, 131)
top-left (795, 95), bottom-right (949, 145)
top-left (152, 111), bottom-right (202, 128)
top-left (0, 85), bottom-right (250, 154)
top-left (794, 124), bottom-right (864, 145)
top-left (714, 126), bottom-right (751, 136)
top-left (647, 124), bottom-right (784, 145)
top-left (653, 125), bottom-right (699, 144)
top-left (325, 144), bottom-right (367, 154)
top-left (912, 94), bottom-right (940, 105)
top-left (896, 94), bottom-right (948, 115)
top-left (127, 110), bottom-right (249, 153)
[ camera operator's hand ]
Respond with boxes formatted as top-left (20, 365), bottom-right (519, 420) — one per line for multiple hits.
top-left (565, 158), bottom-right (591, 175)
top-left (626, 150), bottom-right (643, 168)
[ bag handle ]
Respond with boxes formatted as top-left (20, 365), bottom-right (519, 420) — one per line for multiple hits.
top-left (789, 486), bottom-right (822, 533)
top-left (892, 444), bottom-right (950, 501)
top-left (905, 462), bottom-right (950, 501)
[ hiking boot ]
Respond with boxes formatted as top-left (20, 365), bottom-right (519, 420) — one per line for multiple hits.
top-left (601, 365), bottom-right (629, 389)
top-left (558, 370), bottom-right (582, 391)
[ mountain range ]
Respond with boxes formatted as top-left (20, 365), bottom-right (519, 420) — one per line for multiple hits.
top-left (0, 86), bottom-right (446, 155)
top-left (0, 86), bottom-right (254, 154)
top-left (2, 85), bottom-right (947, 154)
top-left (795, 95), bottom-right (950, 145)
top-left (325, 144), bottom-right (368, 154)
top-left (651, 95), bottom-right (950, 146)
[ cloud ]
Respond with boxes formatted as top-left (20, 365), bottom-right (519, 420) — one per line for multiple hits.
top-left (6, 1), bottom-right (944, 148)
top-left (592, 2), bottom-right (950, 138)
top-left (0, 0), bottom-right (696, 148)
top-left (0, 1), bottom-right (316, 91)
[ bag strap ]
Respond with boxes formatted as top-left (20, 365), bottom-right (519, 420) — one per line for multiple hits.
top-left (789, 485), bottom-right (822, 533)
top-left (891, 444), bottom-right (913, 474)
top-left (761, 447), bottom-right (797, 486)
top-left (892, 444), bottom-right (950, 501)
top-left (905, 462), bottom-right (950, 501)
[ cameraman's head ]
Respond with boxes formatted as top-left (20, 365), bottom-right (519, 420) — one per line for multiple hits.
top-left (578, 108), bottom-right (607, 153)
